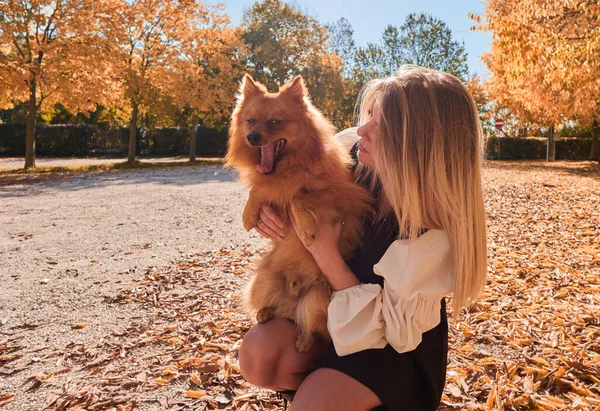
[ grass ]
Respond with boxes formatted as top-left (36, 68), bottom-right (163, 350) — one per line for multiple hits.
top-left (0, 157), bottom-right (225, 176)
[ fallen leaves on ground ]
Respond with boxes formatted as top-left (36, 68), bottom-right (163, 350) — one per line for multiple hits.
top-left (440, 161), bottom-right (600, 410)
top-left (38, 248), bottom-right (277, 410)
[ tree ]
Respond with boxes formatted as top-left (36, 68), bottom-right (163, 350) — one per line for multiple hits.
top-left (353, 13), bottom-right (469, 83)
top-left (0, 0), bottom-right (117, 168)
top-left (240, 0), bottom-right (345, 123)
top-left (165, 6), bottom-right (246, 161)
top-left (398, 13), bottom-right (469, 81)
top-left (111, 0), bottom-right (208, 163)
top-left (326, 17), bottom-right (356, 79)
top-left (242, 0), bottom-right (326, 89)
top-left (471, 0), bottom-right (600, 162)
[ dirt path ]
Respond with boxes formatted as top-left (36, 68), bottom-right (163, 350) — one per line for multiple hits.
top-left (0, 165), bottom-right (271, 410)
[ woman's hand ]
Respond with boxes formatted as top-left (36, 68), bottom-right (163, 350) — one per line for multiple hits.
top-left (291, 217), bottom-right (360, 290)
top-left (254, 204), bottom-right (286, 241)
top-left (290, 217), bottom-right (343, 265)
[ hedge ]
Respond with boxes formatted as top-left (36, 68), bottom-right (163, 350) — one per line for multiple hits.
top-left (0, 124), bottom-right (228, 157)
top-left (0, 125), bottom-right (592, 160)
top-left (485, 136), bottom-right (593, 160)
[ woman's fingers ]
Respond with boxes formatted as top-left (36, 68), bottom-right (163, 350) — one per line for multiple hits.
top-left (258, 206), bottom-right (286, 238)
top-left (254, 224), bottom-right (273, 240)
top-left (256, 218), bottom-right (284, 241)
top-left (261, 204), bottom-right (285, 230)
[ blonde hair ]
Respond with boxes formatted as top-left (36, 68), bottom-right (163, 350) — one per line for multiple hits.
top-left (356, 65), bottom-right (487, 311)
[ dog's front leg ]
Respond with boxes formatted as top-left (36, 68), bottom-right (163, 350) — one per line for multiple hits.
top-left (290, 193), bottom-right (319, 247)
top-left (242, 189), bottom-right (261, 231)
top-left (290, 190), bottom-right (340, 247)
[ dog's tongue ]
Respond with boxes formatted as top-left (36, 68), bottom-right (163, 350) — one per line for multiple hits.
top-left (257, 142), bottom-right (276, 174)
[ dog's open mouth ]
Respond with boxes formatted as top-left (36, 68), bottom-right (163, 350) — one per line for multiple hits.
top-left (257, 139), bottom-right (287, 174)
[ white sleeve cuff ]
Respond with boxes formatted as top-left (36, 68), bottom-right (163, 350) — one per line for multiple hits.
top-left (327, 283), bottom-right (387, 356)
top-left (381, 284), bottom-right (443, 353)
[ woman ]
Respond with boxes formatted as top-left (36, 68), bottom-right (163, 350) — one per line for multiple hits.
top-left (239, 65), bottom-right (488, 410)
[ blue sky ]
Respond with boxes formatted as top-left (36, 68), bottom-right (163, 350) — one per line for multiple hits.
top-left (220, 0), bottom-right (492, 79)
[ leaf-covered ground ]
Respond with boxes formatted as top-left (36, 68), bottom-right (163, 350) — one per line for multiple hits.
top-left (1, 160), bottom-right (599, 410)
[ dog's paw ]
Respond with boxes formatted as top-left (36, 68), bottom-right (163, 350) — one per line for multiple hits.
top-left (256, 307), bottom-right (275, 324)
top-left (242, 215), bottom-right (256, 232)
top-left (295, 334), bottom-right (314, 353)
top-left (297, 230), bottom-right (316, 248)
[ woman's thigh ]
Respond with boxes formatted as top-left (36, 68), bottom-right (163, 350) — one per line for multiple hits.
top-left (290, 368), bottom-right (382, 411)
top-left (239, 318), bottom-right (329, 390)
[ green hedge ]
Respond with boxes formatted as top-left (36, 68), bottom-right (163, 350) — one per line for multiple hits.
top-left (37, 125), bottom-right (94, 156)
top-left (555, 138), bottom-right (593, 159)
top-left (0, 124), bottom-right (228, 157)
top-left (196, 126), bottom-right (228, 156)
top-left (89, 127), bottom-right (147, 156)
top-left (144, 126), bottom-right (228, 156)
top-left (0, 124), bottom-right (25, 155)
top-left (485, 136), bottom-right (592, 160)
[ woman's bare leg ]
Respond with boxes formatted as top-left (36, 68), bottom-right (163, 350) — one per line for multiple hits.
top-left (290, 368), bottom-right (382, 411)
top-left (239, 317), bottom-right (329, 390)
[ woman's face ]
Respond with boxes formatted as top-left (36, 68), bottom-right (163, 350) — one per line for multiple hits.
top-left (356, 101), bottom-right (380, 168)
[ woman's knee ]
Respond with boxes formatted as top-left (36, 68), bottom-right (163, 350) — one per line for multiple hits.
top-left (239, 318), bottom-right (296, 388)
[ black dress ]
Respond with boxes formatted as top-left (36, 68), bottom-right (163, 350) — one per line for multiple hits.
top-left (311, 211), bottom-right (449, 411)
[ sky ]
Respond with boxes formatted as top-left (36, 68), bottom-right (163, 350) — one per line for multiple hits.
top-left (220, 0), bottom-right (493, 79)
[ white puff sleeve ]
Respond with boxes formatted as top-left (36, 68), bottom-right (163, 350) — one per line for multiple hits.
top-left (327, 229), bottom-right (454, 356)
top-left (333, 127), bottom-right (359, 152)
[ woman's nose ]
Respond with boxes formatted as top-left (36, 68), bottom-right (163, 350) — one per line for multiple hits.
top-left (357, 124), bottom-right (365, 137)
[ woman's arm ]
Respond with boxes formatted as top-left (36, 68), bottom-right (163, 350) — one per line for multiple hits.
top-left (296, 220), bottom-right (455, 356)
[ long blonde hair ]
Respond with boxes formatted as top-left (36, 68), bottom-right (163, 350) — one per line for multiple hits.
top-left (357, 65), bottom-right (487, 311)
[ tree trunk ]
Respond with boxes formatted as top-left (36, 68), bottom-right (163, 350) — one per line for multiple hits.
top-left (590, 119), bottom-right (599, 162)
top-left (128, 102), bottom-right (139, 164)
top-left (189, 113), bottom-right (199, 162)
top-left (24, 77), bottom-right (37, 169)
top-left (546, 125), bottom-right (556, 162)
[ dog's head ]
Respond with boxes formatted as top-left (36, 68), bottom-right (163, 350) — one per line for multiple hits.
top-left (226, 75), bottom-right (332, 176)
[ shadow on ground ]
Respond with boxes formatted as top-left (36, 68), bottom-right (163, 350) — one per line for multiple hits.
top-left (484, 160), bottom-right (600, 181)
top-left (0, 165), bottom-right (238, 198)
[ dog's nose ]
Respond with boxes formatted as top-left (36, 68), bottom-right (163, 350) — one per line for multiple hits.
top-left (247, 132), bottom-right (262, 146)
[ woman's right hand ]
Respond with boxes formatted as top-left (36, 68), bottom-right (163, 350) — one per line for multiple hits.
top-left (254, 204), bottom-right (286, 241)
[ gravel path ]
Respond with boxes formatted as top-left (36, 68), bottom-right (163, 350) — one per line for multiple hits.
top-left (0, 165), bottom-right (266, 410)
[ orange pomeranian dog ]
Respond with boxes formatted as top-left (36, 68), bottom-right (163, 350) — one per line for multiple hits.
top-left (226, 74), bottom-right (372, 352)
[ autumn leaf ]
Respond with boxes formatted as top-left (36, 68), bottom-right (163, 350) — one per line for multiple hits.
top-left (0, 394), bottom-right (15, 407)
top-left (190, 373), bottom-right (203, 387)
top-left (185, 390), bottom-right (207, 399)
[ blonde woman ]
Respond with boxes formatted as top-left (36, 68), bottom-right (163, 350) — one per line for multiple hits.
top-left (239, 65), bottom-right (488, 410)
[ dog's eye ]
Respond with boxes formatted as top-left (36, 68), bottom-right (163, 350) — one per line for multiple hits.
top-left (247, 118), bottom-right (256, 124)
top-left (270, 119), bottom-right (282, 125)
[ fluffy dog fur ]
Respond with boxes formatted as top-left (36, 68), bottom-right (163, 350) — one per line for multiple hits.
top-left (226, 75), bottom-right (372, 352)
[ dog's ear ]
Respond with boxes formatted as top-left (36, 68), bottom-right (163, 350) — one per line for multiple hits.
top-left (280, 76), bottom-right (306, 104)
top-left (241, 74), bottom-right (264, 97)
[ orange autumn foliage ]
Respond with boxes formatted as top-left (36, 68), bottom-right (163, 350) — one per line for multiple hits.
top-left (0, 0), bottom-right (119, 167)
top-left (470, 0), bottom-right (600, 128)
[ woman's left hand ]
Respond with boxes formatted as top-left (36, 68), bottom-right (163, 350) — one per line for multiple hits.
top-left (291, 217), bottom-right (360, 290)
top-left (290, 216), bottom-right (343, 270)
